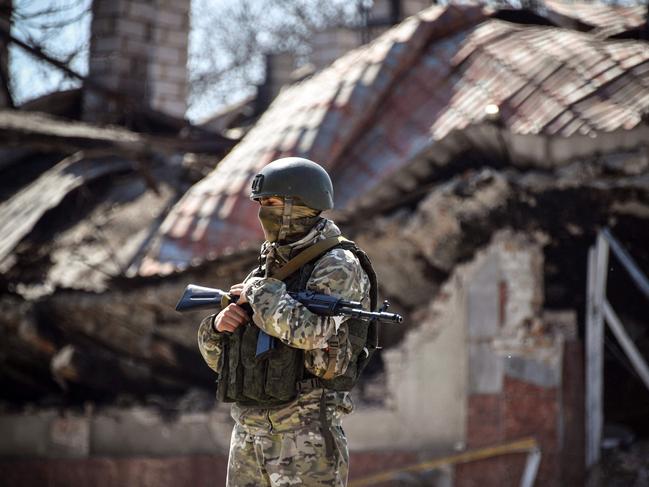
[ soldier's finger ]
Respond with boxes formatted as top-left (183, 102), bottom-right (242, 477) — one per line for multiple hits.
top-left (214, 317), bottom-right (229, 333)
top-left (226, 304), bottom-right (248, 319)
top-left (229, 283), bottom-right (244, 295)
top-left (223, 313), bottom-right (246, 327)
top-left (218, 322), bottom-right (237, 333)
top-left (219, 318), bottom-right (241, 332)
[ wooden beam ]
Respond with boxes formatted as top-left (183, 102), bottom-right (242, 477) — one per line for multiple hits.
top-left (0, 109), bottom-right (235, 156)
top-left (603, 299), bottom-right (649, 391)
top-left (585, 234), bottom-right (608, 469)
top-left (349, 437), bottom-right (540, 487)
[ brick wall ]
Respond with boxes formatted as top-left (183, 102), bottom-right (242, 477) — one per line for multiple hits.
top-left (0, 451), bottom-right (422, 486)
top-left (83, 0), bottom-right (190, 123)
top-left (0, 455), bottom-right (228, 487)
top-left (456, 377), bottom-right (560, 487)
top-left (457, 232), bottom-right (566, 486)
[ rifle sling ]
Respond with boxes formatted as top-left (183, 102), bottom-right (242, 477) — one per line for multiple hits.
top-left (270, 235), bottom-right (349, 281)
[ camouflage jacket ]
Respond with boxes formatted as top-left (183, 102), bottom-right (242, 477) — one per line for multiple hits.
top-left (197, 219), bottom-right (371, 425)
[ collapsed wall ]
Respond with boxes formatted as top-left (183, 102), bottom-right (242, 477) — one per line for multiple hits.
top-left (1, 147), bottom-right (648, 486)
top-left (344, 228), bottom-right (573, 486)
top-left (0, 229), bottom-right (575, 486)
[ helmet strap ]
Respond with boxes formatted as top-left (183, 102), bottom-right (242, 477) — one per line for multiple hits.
top-left (277, 196), bottom-right (293, 242)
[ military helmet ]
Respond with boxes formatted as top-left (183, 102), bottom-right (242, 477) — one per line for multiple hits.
top-left (250, 157), bottom-right (334, 210)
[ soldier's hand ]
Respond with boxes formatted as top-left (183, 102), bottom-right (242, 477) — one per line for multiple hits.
top-left (214, 303), bottom-right (248, 333)
top-left (229, 282), bottom-right (247, 304)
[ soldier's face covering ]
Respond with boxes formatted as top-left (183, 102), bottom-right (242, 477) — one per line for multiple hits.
top-left (258, 205), bottom-right (320, 243)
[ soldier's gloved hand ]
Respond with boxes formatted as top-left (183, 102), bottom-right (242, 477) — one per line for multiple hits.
top-left (213, 303), bottom-right (248, 333)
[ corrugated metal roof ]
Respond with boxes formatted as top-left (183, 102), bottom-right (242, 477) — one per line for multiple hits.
top-left (139, 4), bottom-right (649, 276)
top-left (543, 0), bottom-right (646, 38)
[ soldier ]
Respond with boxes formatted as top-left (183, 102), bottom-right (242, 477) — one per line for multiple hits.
top-left (197, 157), bottom-right (378, 487)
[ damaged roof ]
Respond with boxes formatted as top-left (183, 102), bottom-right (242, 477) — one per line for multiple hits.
top-left (139, 3), bottom-right (649, 276)
top-left (543, 0), bottom-right (647, 38)
top-left (0, 154), bottom-right (133, 272)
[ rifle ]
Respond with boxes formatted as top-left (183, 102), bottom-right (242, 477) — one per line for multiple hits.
top-left (175, 284), bottom-right (403, 357)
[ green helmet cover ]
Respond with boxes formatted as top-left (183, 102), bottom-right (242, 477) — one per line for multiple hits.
top-left (250, 157), bottom-right (334, 210)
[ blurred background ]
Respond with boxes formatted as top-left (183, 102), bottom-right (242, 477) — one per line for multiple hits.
top-left (1, 0), bottom-right (649, 485)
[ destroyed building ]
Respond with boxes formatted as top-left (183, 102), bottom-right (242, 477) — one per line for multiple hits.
top-left (1, 1), bottom-right (649, 486)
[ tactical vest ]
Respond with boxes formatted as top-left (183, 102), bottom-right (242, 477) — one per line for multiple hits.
top-left (215, 240), bottom-right (378, 407)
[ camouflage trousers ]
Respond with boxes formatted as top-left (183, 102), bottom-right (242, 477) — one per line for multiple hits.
top-left (226, 421), bottom-right (349, 486)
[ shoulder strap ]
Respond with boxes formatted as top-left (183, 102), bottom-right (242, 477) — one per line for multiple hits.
top-left (270, 235), bottom-right (348, 281)
top-left (338, 241), bottom-right (378, 312)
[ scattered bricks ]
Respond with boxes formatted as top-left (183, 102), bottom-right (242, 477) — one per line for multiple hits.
top-left (152, 98), bottom-right (187, 118)
top-left (118, 18), bottom-right (148, 39)
top-left (87, 56), bottom-right (114, 75)
top-left (128, 0), bottom-right (155, 23)
top-left (161, 65), bottom-right (188, 83)
top-left (118, 79), bottom-right (147, 99)
top-left (91, 16), bottom-right (117, 37)
top-left (107, 55), bottom-right (132, 76)
top-left (157, 0), bottom-right (191, 15)
top-left (93, 36), bottom-right (121, 54)
top-left (129, 57), bottom-right (150, 78)
top-left (154, 46), bottom-right (183, 65)
top-left (156, 29), bottom-right (188, 49)
top-left (152, 80), bottom-right (184, 98)
top-left (124, 38), bottom-right (151, 57)
top-left (149, 64), bottom-right (165, 79)
top-left (157, 9), bottom-right (187, 30)
top-left (93, 0), bottom-right (127, 17)
top-left (91, 73), bottom-right (120, 91)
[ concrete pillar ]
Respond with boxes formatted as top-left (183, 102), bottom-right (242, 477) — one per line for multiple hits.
top-left (83, 0), bottom-right (190, 123)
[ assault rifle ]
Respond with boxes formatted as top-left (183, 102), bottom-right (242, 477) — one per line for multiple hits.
top-left (175, 284), bottom-right (403, 357)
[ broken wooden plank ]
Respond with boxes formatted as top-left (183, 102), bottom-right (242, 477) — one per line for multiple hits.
top-left (603, 300), bottom-right (649, 391)
top-left (0, 153), bottom-right (132, 268)
top-left (585, 234), bottom-right (609, 468)
top-left (0, 109), bottom-right (235, 156)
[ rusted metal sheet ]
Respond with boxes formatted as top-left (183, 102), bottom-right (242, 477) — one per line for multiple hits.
top-left (139, 4), bottom-right (649, 275)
